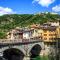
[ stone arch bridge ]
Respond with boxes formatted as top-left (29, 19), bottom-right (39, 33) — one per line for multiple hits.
top-left (0, 38), bottom-right (44, 60)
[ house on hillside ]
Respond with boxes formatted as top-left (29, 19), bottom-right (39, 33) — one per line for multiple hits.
top-left (40, 25), bottom-right (57, 43)
top-left (7, 27), bottom-right (34, 40)
top-left (22, 28), bottom-right (34, 39)
top-left (30, 24), bottom-right (43, 40)
top-left (7, 28), bottom-right (23, 39)
top-left (47, 21), bottom-right (60, 26)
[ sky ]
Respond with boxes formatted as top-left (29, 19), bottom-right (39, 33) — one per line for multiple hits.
top-left (0, 0), bottom-right (60, 15)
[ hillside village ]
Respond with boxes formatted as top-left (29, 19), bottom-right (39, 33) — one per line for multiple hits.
top-left (6, 20), bottom-right (60, 46)
top-left (0, 13), bottom-right (60, 47)
top-left (0, 13), bottom-right (60, 39)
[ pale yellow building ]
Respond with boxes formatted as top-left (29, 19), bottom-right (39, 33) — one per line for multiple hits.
top-left (30, 24), bottom-right (43, 40)
top-left (32, 28), bottom-right (43, 39)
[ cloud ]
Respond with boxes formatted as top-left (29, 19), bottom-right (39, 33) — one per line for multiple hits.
top-left (0, 6), bottom-right (16, 16)
top-left (52, 5), bottom-right (60, 12)
top-left (32, 0), bottom-right (55, 7)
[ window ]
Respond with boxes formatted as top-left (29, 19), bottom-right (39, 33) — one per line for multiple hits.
top-left (35, 30), bottom-right (38, 32)
top-left (49, 34), bottom-right (56, 36)
top-left (49, 38), bottom-right (53, 40)
top-left (49, 38), bottom-right (51, 40)
top-left (49, 34), bottom-right (52, 36)
top-left (44, 38), bottom-right (47, 40)
top-left (44, 34), bottom-right (47, 36)
top-left (44, 30), bottom-right (47, 33)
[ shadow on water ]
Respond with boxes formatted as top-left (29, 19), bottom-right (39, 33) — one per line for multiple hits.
top-left (3, 48), bottom-right (24, 60)
top-left (30, 44), bottom-right (42, 60)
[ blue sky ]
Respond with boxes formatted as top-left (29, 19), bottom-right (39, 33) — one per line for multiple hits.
top-left (0, 0), bottom-right (60, 15)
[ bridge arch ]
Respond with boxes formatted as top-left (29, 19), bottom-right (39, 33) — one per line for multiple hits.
top-left (29, 44), bottom-right (42, 60)
top-left (0, 45), bottom-right (26, 55)
top-left (28, 42), bottom-right (44, 55)
top-left (3, 48), bottom-right (24, 60)
top-left (30, 44), bottom-right (42, 56)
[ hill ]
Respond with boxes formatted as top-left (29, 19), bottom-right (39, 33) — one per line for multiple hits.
top-left (0, 12), bottom-right (60, 38)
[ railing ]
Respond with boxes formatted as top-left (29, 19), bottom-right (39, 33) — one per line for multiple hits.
top-left (0, 38), bottom-right (42, 44)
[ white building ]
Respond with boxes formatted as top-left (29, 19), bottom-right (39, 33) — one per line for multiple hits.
top-left (47, 21), bottom-right (60, 26)
top-left (23, 29), bottom-right (33, 39)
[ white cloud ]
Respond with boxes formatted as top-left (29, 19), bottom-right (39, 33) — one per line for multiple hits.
top-left (0, 6), bottom-right (16, 16)
top-left (32, 0), bottom-right (55, 7)
top-left (52, 5), bottom-right (60, 12)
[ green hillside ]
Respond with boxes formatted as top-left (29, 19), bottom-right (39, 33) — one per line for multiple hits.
top-left (0, 12), bottom-right (60, 38)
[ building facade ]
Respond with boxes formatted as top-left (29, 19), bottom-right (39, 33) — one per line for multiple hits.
top-left (41, 25), bottom-right (57, 42)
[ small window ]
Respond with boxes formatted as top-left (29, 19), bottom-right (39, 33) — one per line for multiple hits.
top-left (35, 30), bottom-right (38, 32)
top-left (44, 34), bottom-right (47, 36)
top-left (49, 34), bottom-right (56, 36)
top-left (44, 30), bottom-right (47, 33)
top-left (49, 38), bottom-right (53, 40)
top-left (49, 34), bottom-right (52, 36)
top-left (44, 38), bottom-right (47, 40)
